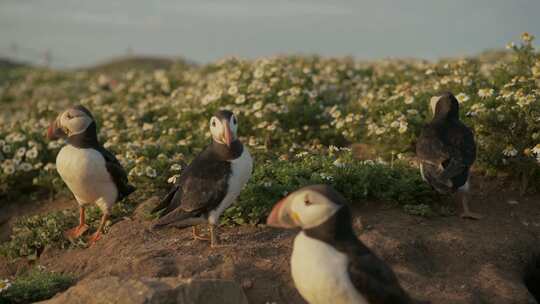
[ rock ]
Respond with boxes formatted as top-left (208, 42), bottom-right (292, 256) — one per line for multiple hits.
top-left (39, 276), bottom-right (248, 304)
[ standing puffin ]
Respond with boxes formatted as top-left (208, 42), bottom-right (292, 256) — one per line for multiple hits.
top-left (267, 185), bottom-right (420, 304)
top-left (47, 105), bottom-right (135, 245)
top-left (151, 110), bottom-right (252, 247)
top-left (416, 92), bottom-right (482, 219)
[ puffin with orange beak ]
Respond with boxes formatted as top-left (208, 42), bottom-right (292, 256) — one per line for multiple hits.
top-left (268, 185), bottom-right (423, 304)
top-left (151, 110), bottom-right (252, 247)
top-left (47, 105), bottom-right (135, 246)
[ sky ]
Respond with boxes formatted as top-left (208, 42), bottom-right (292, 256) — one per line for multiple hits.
top-left (0, 0), bottom-right (539, 68)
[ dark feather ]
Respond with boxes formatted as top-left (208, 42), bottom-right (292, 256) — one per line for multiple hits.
top-left (416, 92), bottom-right (476, 192)
top-left (305, 206), bottom-right (414, 303)
top-left (152, 140), bottom-right (243, 227)
top-left (95, 146), bottom-right (136, 201)
top-left (524, 253), bottom-right (540, 302)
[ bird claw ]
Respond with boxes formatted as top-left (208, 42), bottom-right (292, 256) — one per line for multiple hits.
top-left (87, 232), bottom-right (101, 247)
top-left (64, 224), bottom-right (89, 240)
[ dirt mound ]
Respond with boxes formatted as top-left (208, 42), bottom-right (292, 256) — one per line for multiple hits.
top-left (3, 177), bottom-right (540, 303)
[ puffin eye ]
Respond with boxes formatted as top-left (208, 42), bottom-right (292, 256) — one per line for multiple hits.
top-left (66, 112), bottom-right (73, 119)
top-left (211, 119), bottom-right (217, 127)
top-left (304, 197), bottom-right (312, 206)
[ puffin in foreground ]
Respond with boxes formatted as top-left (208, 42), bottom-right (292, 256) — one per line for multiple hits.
top-left (48, 105), bottom-right (135, 246)
top-left (267, 185), bottom-right (424, 304)
top-left (416, 92), bottom-right (482, 219)
top-left (151, 110), bottom-right (253, 247)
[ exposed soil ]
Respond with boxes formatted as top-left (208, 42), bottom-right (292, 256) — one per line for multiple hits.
top-left (2, 176), bottom-right (540, 303)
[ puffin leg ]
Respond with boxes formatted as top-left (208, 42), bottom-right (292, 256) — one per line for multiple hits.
top-left (64, 206), bottom-right (89, 240)
top-left (457, 191), bottom-right (483, 220)
top-left (192, 226), bottom-right (210, 241)
top-left (210, 224), bottom-right (219, 247)
top-left (88, 213), bottom-right (108, 246)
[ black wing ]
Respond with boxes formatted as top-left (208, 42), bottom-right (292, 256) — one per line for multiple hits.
top-left (152, 149), bottom-right (231, 227)
top-left (340, 240), bottom-right (414, 304)
top-left (96, 146), bottom-right (136, 201)
top-left (416, 122), bottom-right (476, 190)
top-left (416, 124), bottom-right (450, 165)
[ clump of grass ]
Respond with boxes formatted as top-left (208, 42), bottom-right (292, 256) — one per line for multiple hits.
top-left (0, 199), bottom-right (137, 259)
top-left (0, 268), bottom-right (74, 304)
top-left (222, 149), bottom-right (439, 225)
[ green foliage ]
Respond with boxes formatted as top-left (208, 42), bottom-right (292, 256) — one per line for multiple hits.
top-left (222, 150), bottom-right (438, 225)
top-left (0, 268), bottom-right (74, 304)
top-left (0, 199), bottom-right (137, 259)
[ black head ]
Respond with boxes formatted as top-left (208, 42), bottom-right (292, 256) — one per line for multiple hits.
top-left (432, 92), bottom-right (460, 121)
top-left (47, 105), bottom-right (96, 140)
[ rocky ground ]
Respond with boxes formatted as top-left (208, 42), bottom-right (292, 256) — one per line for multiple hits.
top-left (2, 176), bottom-right (540, 303)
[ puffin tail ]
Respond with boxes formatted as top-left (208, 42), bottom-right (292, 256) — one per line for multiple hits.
top-left (524, 253), bottom-right (540, 302)
top-left (151, 186), bottom-right (177, 215)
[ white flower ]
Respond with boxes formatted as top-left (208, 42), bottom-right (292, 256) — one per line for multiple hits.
top-left (404, 96), bottom-right (415, 104)
top-left (532, 144), bottom-right (540, 155)
top-left (320, 173), bottom-right (334, 181)
top-left (228, 85), bottom-right (238, 96)
top-left (18, 162), bottom-right (33, 172)
top-left (333, 159), bottom-right (345, 168)
top-left (398, 121), bottom-right (408, 134)
top-left (167, 174), bottom-right (180, 184)
top-left (25, 147), bottom-right (39, 159)
top-left (455, 93), bottom-right (470, 103)
top-left (235, 94), bottom-right (246, 104)
top-left (145, 166), bottom-right (157, 178)
top-left (0, 279), bottom-right (12, 293)
top-left (2, 162), bottom-right (15, 175)
top-left (502, 145), bottom-right (518, 157)
top-left (263, 181), bottom-right (272, 188)
top-left (478, 88), bottom-right (494, 98)
top-left (170, 164), bottom-right (182, 171)
top-left (2, 144), bottom-right (11, 154)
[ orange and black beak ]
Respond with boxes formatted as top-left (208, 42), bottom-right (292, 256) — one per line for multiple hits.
top-left (47, 117), bottom-right (66, 140)
top-left (266, 195), bottom-right (298, 228)
top-left (222, 119), bottom-right (233, 148)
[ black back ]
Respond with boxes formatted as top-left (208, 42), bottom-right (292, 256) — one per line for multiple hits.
top-left (416, 92), bottom-right (476, 192)
top-left (524, 253), bottom-right (540, 302)
top-left (152, 140), bottom-right (243, 226)
top-left (304, 186), bottom-right (414, 304)
top-left (67, 110), bottom-right (135, 201)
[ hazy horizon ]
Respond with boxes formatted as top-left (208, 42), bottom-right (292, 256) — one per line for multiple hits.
top-left (1, 0), bottom-right (539, 68)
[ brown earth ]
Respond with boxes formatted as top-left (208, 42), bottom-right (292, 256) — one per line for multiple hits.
top-left (2, 176), bottom-right (540, 303)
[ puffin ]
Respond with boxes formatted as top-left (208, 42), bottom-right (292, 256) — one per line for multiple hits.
top-left (47, 105), bottom-right (135, 245)
top-left (416, 92), bottom-right (482, 219)
top-left (267, 185), bottom-right (422, 304)
top-left (151, 110), bottom-right (253, 247)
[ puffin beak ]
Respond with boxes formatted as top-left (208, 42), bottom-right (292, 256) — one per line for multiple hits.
top-left (222, 121), bottom-right (233, 148)
top-left (266, 196), bottom-right (298, 228)
top-left (47, 117), bottom-right (66, 140)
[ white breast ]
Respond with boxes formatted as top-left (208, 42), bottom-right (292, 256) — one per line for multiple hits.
top-left (291, 232), bottom-right (368, 304)
top-left (56, 145), bottom-right (118, 211)
top-left (208, 146), bottom-right (253, 224)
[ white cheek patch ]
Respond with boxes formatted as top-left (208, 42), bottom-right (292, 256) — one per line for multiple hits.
top-left (63, 116), bottom-right (92, 136)
top-left (430, 96), bottom-right (441, 116)
top-left (292, 201), bottom-right (340, 229)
